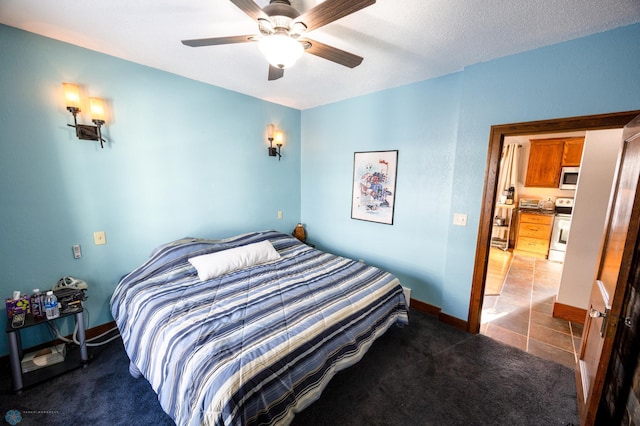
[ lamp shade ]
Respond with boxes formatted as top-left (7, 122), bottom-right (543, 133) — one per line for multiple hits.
top-left (89, 97), bottom-right (106, 122)
top-left (275, 130), bottom-right (284, 145)
top-left (267, 124), bottom-right (275, 139)
top-left (258, 33), bottom-right (303, 69)
top-left (63, 83), bottom-right (81, 109)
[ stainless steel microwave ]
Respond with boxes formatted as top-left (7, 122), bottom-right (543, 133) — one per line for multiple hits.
top-left (559, 166), bottom-right (579, 190)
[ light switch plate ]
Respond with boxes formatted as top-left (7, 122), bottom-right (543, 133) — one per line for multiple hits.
top-left (94, 231), bottom-right (106, 245)
top-left (453, 213), bottom-right (468, 226)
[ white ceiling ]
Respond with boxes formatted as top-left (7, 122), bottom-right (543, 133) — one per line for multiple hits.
top-left (1, 0), bottom-right (639, 110)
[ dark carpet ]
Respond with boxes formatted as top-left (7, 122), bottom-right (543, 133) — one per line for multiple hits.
top-left (0, 309), bottom-right (578, 425)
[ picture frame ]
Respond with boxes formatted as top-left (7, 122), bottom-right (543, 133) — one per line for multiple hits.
top-left (351, 150), bottom-right (398, 225)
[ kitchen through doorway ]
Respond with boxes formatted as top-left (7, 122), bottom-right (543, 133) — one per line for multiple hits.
top-left (469, 112), bottom-right (639, 337)
top-left (480, 132), bottom-right (585, 368)
top-left (468, 114), bottom-right (640, 373)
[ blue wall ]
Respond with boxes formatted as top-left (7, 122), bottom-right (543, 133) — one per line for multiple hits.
top-left (0, 24), bottom-right (301, 356)
top-left (302, 23), bottom-right (640, 320)
top-left (2, 22), bottom-right (640, 357)
top-left (301, 74), bottom-right (462, 307)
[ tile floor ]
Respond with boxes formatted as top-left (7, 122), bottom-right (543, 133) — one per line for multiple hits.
top-left (480, 248), bottom-right (584, 369)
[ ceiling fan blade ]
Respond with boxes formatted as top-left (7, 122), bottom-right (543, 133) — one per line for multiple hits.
top-left (229, 0), bottom-right (268, 21)
top-left (296, 0), bottom-right (376, 32)
top-left (302, 38), bottom-right (363, 68)
top-left (181, 35), bottom-right (254, 47)
top-left (268, 65), bottom-right (285, 81)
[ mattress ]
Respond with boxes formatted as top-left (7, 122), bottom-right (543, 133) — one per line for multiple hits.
top-left (110, 230), bottom-right (408, 425)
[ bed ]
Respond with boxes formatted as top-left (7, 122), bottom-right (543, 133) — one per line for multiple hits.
top-left (110, 230), bottom-right (408, 426)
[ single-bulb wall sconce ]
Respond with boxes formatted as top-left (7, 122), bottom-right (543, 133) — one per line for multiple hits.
top-left (267, 124), bottom-right (283, 160)
top-left (63, 82), bottom-right (108, 148)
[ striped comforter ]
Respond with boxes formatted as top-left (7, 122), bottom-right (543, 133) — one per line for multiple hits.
top-left (110, 231), bottom-right (408, 426)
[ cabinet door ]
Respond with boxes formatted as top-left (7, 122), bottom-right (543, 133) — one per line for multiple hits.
top-left (516, 236), bottom-right (550, 255)
top-left (518, 222), bottom-right (552, 239)
top-left (525, 140), bottom-right (564, 187)
top-left (562, 138), bottom-right (585, 166)
top-left (520, 212), bottom-right (554, 226)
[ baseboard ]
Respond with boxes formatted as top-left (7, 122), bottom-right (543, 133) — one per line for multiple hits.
top-left (0, 320), bottom-right (118, 367)
top-left (409, 298), bottom-right (469, 331)
top-left (553, 301), bottom-right (587, 325)
top-left (438, 312), bottom-right (469, 331)
top-left (86, 320), bottom-right (118, 340)
top-left (409, 298), bottom-right (440, 317)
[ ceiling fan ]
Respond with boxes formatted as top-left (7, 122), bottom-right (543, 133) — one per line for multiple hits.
top-left (181, 0), bottom-right (376, 81)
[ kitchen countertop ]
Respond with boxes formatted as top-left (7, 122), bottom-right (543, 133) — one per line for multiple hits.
top-left (519, 208), bottom-right (556, 215)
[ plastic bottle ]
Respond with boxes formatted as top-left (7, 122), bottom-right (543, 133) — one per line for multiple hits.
top-left (31, 289), bottom-right (44, 320)
top-left (44, 291), bottom-right (60, 320)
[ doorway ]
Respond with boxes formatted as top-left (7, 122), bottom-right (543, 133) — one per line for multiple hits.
top-left (468, 110), bottom-right (640, 339)
top-left (481, 133), bottom-right (587, 367)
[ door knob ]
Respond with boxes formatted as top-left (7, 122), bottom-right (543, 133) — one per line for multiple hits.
top-left (590, 308), bottom-right (607, 318)
top-left (590, 307), bottom-right (611, 337)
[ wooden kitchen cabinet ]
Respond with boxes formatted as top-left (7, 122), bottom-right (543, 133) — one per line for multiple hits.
top-left (561, 138), bottom-right (584, 166)
top-left (525, 137), bottom-right (585, 187)
top-left (515, 212), bottom-right (554, 258)
top-left (525, 140), bottom-right (564, 187)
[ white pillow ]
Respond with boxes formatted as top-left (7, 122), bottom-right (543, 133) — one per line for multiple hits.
top-left (188, 240), bottom-right (281, 281)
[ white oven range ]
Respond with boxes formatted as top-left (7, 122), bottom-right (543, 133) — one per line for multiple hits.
top-left (548, 197), bottom-right (574, 263)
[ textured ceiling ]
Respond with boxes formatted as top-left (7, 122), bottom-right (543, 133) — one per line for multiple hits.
top-left (1, 0), bottom-right (639, 110)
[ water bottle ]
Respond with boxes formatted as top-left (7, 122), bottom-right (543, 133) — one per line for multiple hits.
top-left (44, 291), bottom-right (60, 320)
top-left (31, 289), bottom-right (44, 320)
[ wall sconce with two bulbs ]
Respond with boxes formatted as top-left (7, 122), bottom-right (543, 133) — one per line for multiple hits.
top-left (63, 82), bottom-right (108, 149)
top-left (266, 124), bottom-right (284, 161)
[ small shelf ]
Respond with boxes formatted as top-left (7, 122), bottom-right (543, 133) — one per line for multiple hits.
top-left (5, 309), bottom-right (89, 393)
top-left (491, 204), bottom-right (515, 251)
top-left (18, 345), bottom-right (88, 390)
top-left (495, 203), bottom-right (516, 209)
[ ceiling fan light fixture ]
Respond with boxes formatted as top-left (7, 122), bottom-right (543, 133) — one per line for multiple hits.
top-left (258, 32), bottom-right (303, 69)
top-left (263, 0), bottom-right (299, 21)
top-left (182, 0), bottom-right (376, 80)
top-left (258, 18), bottom-right (275, 35)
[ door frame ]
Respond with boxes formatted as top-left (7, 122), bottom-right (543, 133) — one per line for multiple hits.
top-left (468, 110), bottom-right (640, 334)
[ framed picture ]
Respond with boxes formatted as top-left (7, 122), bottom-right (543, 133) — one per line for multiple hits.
top-left (351, 150), bottom-right (398, 225)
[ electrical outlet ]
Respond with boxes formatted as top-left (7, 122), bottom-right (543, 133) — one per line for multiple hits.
top-left (72, 244), bottom-right (82, 259)
top-left (453, 213), bottom-right (468, 226)
top-left (94, 231), bottom-right (106, 245)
